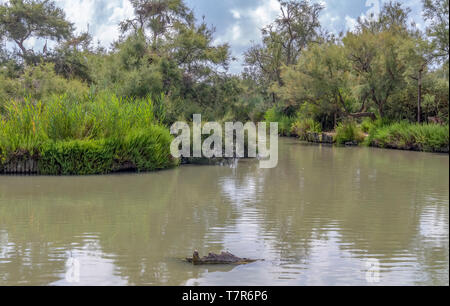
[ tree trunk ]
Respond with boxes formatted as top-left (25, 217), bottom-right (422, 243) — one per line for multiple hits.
top-left (17, 41), bottom-right (28, 59)
top-left (418, 69), bottom-right (422, 124)
top-left (378, 105), bottom-right (384, 119)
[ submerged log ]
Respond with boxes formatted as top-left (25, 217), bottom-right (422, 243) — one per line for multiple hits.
top-left (186, 251), bottom-right (260, 265)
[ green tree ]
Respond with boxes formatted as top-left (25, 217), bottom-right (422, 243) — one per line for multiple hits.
top-left (276, 42), bottom-right (375, 127)
top-left (49, 31), bottom-right (94, 81)
top-left (169, 19), bottom-right (231, 80)
top-left (120, 0), bottom-right (193, 48)
top-left (244, 0), bottom-right (324, 105)
top-left (357, 1), bottom-right (412, 34)
top-left (267, 0), bottom-right (324, 66)
top-left (90, 32), bottom-right (164, 98)
top-left (0, 0), bottom-right (73, 61)
top-left (400, 34), bottom-right (434, 123)
top-left (343, 2), bottom-right (415, 119)
top-left (344, 29), bottom-right (407, 118)
top-left (423, 0), bottom-right (449, 64)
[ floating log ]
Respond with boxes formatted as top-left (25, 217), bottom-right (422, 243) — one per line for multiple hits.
top-left (186, 251), bottom-right (260, 265)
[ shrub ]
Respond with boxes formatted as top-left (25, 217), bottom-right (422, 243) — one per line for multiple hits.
top-left (0, 74), bottom-right (20, 108)
top-left (264, 107), bottom-right (295, 136)
top-left (264, 107), bottom-right (280, 124)
top-left (108, 127), bottom-right (177, 172)
top-left (360, 118), bottom-right (374, 134)
top-left (0, 63), bottom-right (89, 104)
top-left (335, 120), bottom-right (365, 145)
top-left (279, 115), bottom-right (295, 136)
top-left (38, 126), bottom-right (177, 175)
top-left (39, 139), bottom-right (113, 175)
top-left (291, 118), bottom-right (322, 140)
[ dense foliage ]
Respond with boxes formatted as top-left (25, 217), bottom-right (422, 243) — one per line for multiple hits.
top-left (243, 0), bottom-right (448, 148)
top-left (0, 93), bottom-right (177, 174)
top-left (367, 121), bottom-right (449, 152)
top-left (0, 0), bottom-right (448, 175)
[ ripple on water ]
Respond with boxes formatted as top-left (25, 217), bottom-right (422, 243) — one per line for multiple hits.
top-left (0, 140), bottom-right (448, 285)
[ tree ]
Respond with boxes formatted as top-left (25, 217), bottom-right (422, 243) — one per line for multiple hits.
top-left (120, 0), bottom-right (194, 47)
top-left (343, 2), bottom-right (415, 119)
top-left (49, 31), bottom-right (94, 81)
top-left (400, 35), bottom-right (434, 123)
top-left (423, 0), bottom-right (449, 65)
top-left (244, 38), bottom-right (284, 97)
top-left (0, 0), bottom-right (73, 61)
top-left (344, 30), bottom-right (407, 118)
top-left (0, 24), bottom-right (5, 57)
top-left (244, 0), bottom-right (324, 106)
top-left (89, 0), bottom-right (238, 123)
top-left (266, 0), bottom-right (323, 66)
top-left (169, 19), bottom-right (231, 80)
top-left (357, 1), bottom-right (412, 34)
top-left (276, 42), bottom-right (375, 127)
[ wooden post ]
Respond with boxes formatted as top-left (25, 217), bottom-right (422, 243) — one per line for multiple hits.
top-left (418, 69), bottom-right (422, 124)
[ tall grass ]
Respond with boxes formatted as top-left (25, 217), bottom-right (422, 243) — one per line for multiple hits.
top-left (368, 122), bottom-right (449, 153)
top-left (1, 99), bottom-right (46, 154)
top-left (335, 120), bottom-right (365, 145)
top-left (291, 118), bottom-right (322, 140)
top-left (0, 93), bottom-right (177, 174)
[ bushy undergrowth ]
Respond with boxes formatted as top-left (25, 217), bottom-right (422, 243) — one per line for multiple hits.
top-left (0, 93), bottom-right (178, 174)
top-left (368, 122), bottom-right (449, 153)
top-left (360, 118), bottom-right (374, 134)
top-left (0, 63), bottom-right (88, 102)
top-left (265, 107), bottom-right (295, 136)
top-left (291, 118), bottom-right (322, 140)
top-left (335, 120), bottom-right (365, 145)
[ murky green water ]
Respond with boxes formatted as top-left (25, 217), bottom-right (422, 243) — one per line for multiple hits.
top-left (0, 139), bottom-right (448, 286)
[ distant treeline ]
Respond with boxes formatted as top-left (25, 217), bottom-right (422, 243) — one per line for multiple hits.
top-left (0, 0), bottom-right (449, 174)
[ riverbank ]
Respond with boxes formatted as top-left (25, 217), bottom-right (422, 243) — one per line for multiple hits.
top-left (0, 132), bottom-right (178, 175)
top-left (1, 95), bottom-right (448, 175)
top-left (289, 119), bottom-right (449, 154)
top-left (366, 122), bottom-right (449, 153)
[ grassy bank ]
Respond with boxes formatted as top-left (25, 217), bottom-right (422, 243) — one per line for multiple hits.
top-left (263, 108), bottom-right (449, 153)
top-left (367, 122), bottom-right (449, 153)
top-left (0, 93), bottom-right (178, 175)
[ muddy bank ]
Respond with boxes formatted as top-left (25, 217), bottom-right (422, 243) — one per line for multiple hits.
top-left (302, 132), bottom-right (335, 144)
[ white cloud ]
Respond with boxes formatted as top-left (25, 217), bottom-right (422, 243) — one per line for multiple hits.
top-left (250, 0), bottom-right (281, 27)
top-left (53, 0), bottom-right (134, 47)
top-left (230, 9), bottom-right (241, 20)
top-left (211, 0), bottom-right (281, 73)
top-left (320, 12), bottom-right (341, 33)
top-left (345, 16), bottom-right (358, 32)
top-left (216, 0), bottom-right (280, 46)
top-left (55, 0), bottom-right (96, 33)
top-left (109, 0), bottom-right (134, 24)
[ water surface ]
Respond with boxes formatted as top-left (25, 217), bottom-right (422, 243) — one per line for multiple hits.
top-left (0, 139), bottom-right (448, 286)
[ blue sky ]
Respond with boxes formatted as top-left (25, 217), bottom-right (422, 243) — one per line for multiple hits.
top-left (1, 0), bottom-right (426, 73)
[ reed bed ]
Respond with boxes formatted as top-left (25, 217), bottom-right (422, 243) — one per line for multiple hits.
top-left (0, 93), bottom-right (178, 175)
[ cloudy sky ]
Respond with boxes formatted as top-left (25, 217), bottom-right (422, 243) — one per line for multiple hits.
top-left (2, 0), bottom-right (426, 73)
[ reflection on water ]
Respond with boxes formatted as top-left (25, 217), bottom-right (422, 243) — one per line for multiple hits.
top-left (0, 139), bottom-right (448, 286)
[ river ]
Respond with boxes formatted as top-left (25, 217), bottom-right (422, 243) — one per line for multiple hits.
top-left (0, 139), bottom-right (448, 286)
